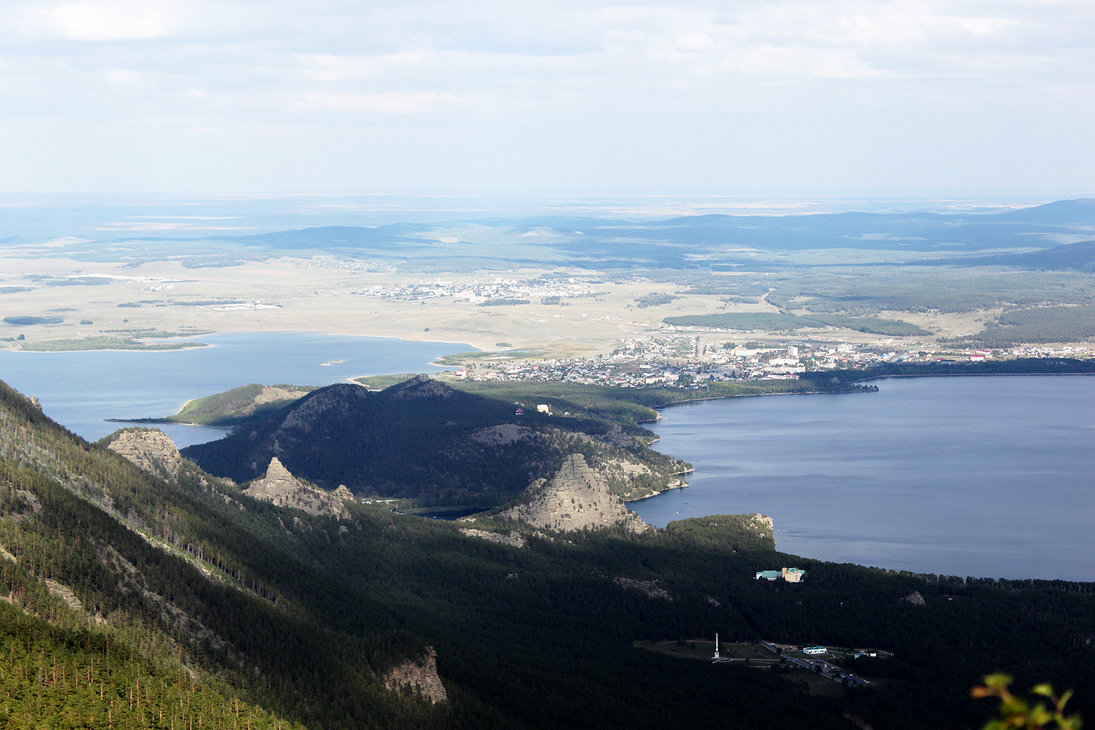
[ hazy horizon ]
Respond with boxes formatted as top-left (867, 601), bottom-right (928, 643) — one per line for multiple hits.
top-left (1, 190), bottom-right (1086, 240)
top-left (1, 1), bottom-right (1092, 196)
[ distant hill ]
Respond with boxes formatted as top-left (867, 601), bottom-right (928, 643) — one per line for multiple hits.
top-left (515, 198), bottom-right (1095, 260)
top-left (918, 239), bottom-right (1095, 272)
top-left (181, 375), bottom-right (688, 506)
top-left (36, 197), bottom-right (1095, 269)
top-left (184, 198), bottom-right (1095, 262)
top-left (170, 382), bottom-right (317, 425)
top-left (231, 223), bottom-right (430, 251)
top-left (987, 198), bottom-right (1095, 225)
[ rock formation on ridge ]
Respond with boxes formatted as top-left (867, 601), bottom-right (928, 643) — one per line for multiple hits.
top-left (243, 457), bottom-right (352, 519)
top-left (384, 647), bottom-right (448, 704)
top-left (106, 428), bottom-right (186, 482)
top-left (499, 453), bottom-right (651, 534)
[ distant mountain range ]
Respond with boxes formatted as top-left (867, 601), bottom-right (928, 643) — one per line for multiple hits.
top-left (19, 197), bottom-right (1095, 269)
top-left (211, 198), bottom-right (1095, 267)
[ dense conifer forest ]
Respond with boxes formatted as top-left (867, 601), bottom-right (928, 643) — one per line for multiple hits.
top-left (0, 376), bottom-right (1093, 728)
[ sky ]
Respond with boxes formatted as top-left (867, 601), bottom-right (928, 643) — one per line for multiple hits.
top-left (1, 0), bottom-right (1093, 196)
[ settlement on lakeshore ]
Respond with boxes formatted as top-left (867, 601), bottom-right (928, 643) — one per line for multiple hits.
top-left (448, 336), bottom-right (1094, 388)
top-left (4, 253), bottom-right (1094, 388)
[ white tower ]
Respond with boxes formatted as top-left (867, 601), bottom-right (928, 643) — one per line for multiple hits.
top-left (713, 633), bottom-right (720, 660)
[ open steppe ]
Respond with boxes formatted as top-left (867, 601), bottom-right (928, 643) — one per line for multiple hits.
top-left (0, 253), bottom-right (1021, 357)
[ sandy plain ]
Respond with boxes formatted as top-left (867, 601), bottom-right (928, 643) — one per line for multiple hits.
top-left (0, 253), bottom-right (1011, 359)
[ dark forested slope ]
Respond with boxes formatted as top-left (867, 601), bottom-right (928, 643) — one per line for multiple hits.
top-left (1, 376), bottom-right (1094, 729)
top-left (182, 375), bottom-right (688, 506)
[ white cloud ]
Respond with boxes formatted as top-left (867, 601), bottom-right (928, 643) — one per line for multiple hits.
top-left (24, 1), bottom-right (188, 41)
top-left (0, 0), bottom-right (1092, 192)
top-left (292, 52), bottom-right (429, 82)
top-left (292, 90), bottom-right (467, 115)
top-left (953, 16), bottom-right (1018, 35)
top-left (104, 68), bottom-right (142, 86)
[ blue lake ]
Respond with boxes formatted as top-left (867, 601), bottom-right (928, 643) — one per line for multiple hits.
top-left (0, 332), bottom-right (473, 447)
top-left (2, 336), bottom-right (1091, 581)
top-left (630, 375), bottom-right (1095, 581)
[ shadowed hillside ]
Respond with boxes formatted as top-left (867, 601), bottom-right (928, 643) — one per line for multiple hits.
top-left (2, 376), bottom-right (1094, 728)
top-left (182, 376), bottom-right (689, 507)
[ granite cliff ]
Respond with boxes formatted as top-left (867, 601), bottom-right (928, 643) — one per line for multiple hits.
top-left (383, 647), bottom-right (448, 704)
top-left (105, 428), bottom-right (187, 482)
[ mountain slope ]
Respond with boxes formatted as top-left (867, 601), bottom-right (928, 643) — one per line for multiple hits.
top-left (919, 239), bottom-right (1095, 271)
top-left (3, 376), bottom-right (1095, 728)
top-left (0, 376), bottom-right (832, 728)
top-left (182, 375), bottom-right (688, 506)
top-left (0, 380), bottom-right (451, 728)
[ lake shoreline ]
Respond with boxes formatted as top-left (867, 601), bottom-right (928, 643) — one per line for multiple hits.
top-left (631, 374), bottom-right (1095, 582)
top-left (0, 331), bottom-right (478, 447)
top-left (647, 358), bottom-right (1095, 420)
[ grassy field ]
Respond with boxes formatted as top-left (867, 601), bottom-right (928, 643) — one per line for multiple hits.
top-left (20, 336), bottom-right (208, 351)
top-left (633, 640), bottom-right (850, 697)
top-left (3, 230), bottom-right (1094, 358)
top-left (634, 639), bottom-right (776, 662)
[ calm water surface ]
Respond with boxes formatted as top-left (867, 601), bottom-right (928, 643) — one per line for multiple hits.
top-left (630, 376), bottom-right (1095, 581)
top-left (0, 332), bottom-right (472, 447)
top-left (3, 338), bottom-right (1091, 581)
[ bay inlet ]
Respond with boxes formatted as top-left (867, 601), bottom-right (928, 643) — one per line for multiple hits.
top-left (0, 332), bottom-right (474, 447)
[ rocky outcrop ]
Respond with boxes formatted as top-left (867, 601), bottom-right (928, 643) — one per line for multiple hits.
top-left (45, 578), bottom-right (84, 612)
top-left (613, 577), bottom-right (672, 601)
top-left (499, 454), bottom-right (652, 534)
top-left (747, 513), bottom-right (775, 534)
top-left (384, 647), bottom-right (448, 704)
top-left (243, 457), bottom-right (352, 520)
top-left (460, 528), bottom-right (527, 548)
top-left (469, 423), bottom-right (532, 446)
top-left (902, 591), bottom-right (927, 606)
top-left (107, 428), bottom-right (185, 481)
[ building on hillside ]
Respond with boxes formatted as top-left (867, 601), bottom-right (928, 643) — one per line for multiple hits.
top-left (782, 567), bottom-right (806, 583)
top-left (803, 646), bottom-right (827, 655)
top-left (755, 567), bottom-right (807, 582)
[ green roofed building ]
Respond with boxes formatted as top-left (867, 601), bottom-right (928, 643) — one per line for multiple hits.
top-left (755, 567), bottom-right (807, 582)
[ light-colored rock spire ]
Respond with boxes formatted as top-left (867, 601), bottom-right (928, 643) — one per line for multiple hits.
top-left (243, 457), bottom-right (352, 519)
top-left (500, 453), bottom-right (651, 534)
